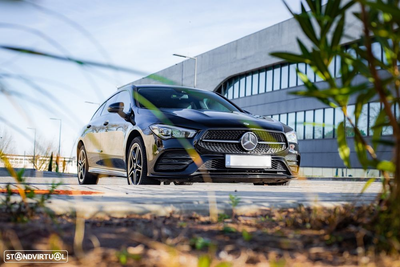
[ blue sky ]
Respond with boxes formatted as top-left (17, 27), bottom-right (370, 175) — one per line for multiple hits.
top-left (0, 0), bottom-right (304, 157)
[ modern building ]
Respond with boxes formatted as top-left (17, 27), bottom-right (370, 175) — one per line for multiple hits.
top-left (133, 5), bottom-right (398, 177)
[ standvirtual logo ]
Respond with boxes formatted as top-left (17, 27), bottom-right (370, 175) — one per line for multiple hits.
top-left (3, 250), bottom-right (68, 263)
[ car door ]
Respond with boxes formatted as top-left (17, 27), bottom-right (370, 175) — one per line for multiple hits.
top-left (83, 102), bottom-right (107, 169)
top-left (101, 91), bottom-right (132, 171)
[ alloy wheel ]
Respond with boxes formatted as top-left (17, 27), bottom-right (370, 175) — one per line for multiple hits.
top-left (77, 149), bottom-right (86, 182)
top-left (128, 143), bottom-right (143, 185)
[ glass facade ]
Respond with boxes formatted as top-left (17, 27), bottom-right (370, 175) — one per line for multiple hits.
top-left (219, 40), bottom-right (388, 101)
top-left (268, 102), bottom-right (398, 140)
top-left (216, 39), bottom-right (397, 141)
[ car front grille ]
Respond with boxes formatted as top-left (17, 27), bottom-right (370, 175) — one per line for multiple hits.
top-left (196, 129), bottom-right (287, 154)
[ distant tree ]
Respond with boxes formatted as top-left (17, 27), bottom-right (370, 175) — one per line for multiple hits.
top-left (271, 0), bottom-right (400, 250)
top-left (0, 126), bottom-right (15, 154)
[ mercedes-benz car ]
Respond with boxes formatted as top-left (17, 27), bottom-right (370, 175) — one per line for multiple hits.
top-left (76, 84), bottom-right (300, 185)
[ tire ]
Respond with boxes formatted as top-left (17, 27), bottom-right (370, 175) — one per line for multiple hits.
top-left (77, 145), bottom-right (99, 185)
top-left (127, 137), bottom-right (160, 185)
top-left (254, 181), bottom-right (290, 186)
top-left (174, 182), bottom-right (193, 185)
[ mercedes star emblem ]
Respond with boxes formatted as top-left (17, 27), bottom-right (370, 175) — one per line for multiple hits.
top-left (240, 132), bottom-right (258, 151)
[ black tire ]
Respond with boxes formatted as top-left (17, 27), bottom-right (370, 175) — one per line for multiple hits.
top-left (77, 145), bottom-right (99, 185)
top-left (127, 137), bottom-right (160, 185)
top-left (174, 182), bottom-right (193, 185)
top-left (254, 181), bottom-right (291, 186)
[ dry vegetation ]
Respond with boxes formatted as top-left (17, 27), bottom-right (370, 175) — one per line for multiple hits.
top-left (1, 204), bottom-right (400, 266)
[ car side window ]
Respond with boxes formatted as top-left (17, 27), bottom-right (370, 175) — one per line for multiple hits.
top-left (117, 90), bottom-right (131, 113)
top-left (91, 103), bottom-right (106, 120)
top-left (101, 93), bottom-right (120, 116)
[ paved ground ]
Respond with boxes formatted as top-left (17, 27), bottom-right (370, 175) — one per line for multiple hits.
top-left (0, 175), bottom-right (382, 218)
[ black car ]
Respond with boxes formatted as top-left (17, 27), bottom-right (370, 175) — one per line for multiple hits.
top-left (76, 84), bottom-right (300, 185)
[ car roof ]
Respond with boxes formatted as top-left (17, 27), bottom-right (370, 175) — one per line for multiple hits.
top-left (118, 83), bottom-right (210, 93)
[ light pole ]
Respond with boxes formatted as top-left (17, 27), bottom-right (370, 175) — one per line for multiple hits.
top-left (27, 127), bottom-right (36, 169)
top-left (173, 53), bottom-right (198, 87)
top-left (50, 118), bottom-right (62, 157)
top-left (84, 101), bottom-right (101, 105)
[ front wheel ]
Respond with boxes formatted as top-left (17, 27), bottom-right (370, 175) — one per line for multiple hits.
top-left (127, 137), bottom-right (160, 185)
top-left (77, 145), bottom-right (99, 184)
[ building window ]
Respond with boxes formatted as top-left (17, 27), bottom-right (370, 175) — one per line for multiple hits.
top-left (289, 63), bottom-right (297, 87)
top-left (281, 64), bottom-right (289, 89)
top-left (305, 110), bottom-right (314, 139)
top-left (227, 82), bottom-right (233, 99)
top-left (335, 55), bottom-right (341, 77)
top-left (382, 104), bottom-right (395, 135)
top-left (245, 75), bottom-right (252, 96)
top-left (314, 109), bottom-right (323, 139)
top-left (259, 71), bottom-right (266, 94)
top-left (369, 102), bottom-right (380, 136)
top-left (306, 64), bottom-right (315, 82)
top-left (288, 112), bottom-right (295, 130)
top-left (296, 111), bottom-right (304, 140)
top-left (324, 108), bottom-right (334, 138)
top-left (372, 42), bottom-right (382, 69)
top-left (335, 107), bottom-right (344, 137)
top-left (239, 76), bottom-right (245, 98)
top-left (233, 79), bottom-right (239, 99)
top-left (280, 113), bottom-right (287, 125)
top-left (272, 114), bottom-right (279, 121)
top-left (273, 65), bottom-right (281, 90)
top-left (252, 72), bottom-right (259, 95)
top-left (266, 67), bottom-right (273, 92)
top-left (346, 105), bottom-right (356, 137)
top-left (297, 63), bottom-right (306, 86)
top-left (328, 58), bottom-right (335, 79)
top-left (358, 104), bottom-right (368, 136)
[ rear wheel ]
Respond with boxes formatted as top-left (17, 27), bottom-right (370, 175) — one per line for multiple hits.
top-left (127, 137), bottom-right (160, 185)
top-left (77, 145), bottom-right (99, 184)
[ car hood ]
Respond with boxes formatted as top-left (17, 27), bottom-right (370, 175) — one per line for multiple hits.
top-left (157, 109), bottom-right (284, 132)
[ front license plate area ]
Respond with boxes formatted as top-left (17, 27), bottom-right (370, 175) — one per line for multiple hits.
top-left (225, 155), bottom-right (272, 169)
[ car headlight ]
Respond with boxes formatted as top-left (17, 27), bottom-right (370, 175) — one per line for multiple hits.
top-left (150, 124), bottom-right (197, 139)
top-left (285, 131), bottom-right (298, 143)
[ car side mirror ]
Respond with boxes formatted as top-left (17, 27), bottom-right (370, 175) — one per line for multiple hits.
top-left (108, 102), bottom-right (124, 113)
top-left (108, 102), bottom-right (136, 125)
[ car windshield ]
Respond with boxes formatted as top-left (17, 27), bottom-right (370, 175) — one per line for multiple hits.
top-left (136, 87), bottom-right (240, 113)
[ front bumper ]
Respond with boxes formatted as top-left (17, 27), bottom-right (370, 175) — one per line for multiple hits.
top-left (145, 130), bottom-right (300, 183)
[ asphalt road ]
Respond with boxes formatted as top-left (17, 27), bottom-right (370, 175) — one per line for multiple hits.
top-left (0, 175), bottom-right (382, 218)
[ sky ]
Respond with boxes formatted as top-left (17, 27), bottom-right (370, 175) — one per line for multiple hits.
top-left (0, 0), bottom-right (305, 158)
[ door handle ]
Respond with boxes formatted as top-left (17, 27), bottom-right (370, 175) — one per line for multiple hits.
top-left (103, 121), bottom-right (109, 126)
top-left (87, 124), bottom-right (91, 128)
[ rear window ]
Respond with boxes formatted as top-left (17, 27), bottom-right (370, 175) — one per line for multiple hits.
top-left (136, 87), bottom-right (240, 113)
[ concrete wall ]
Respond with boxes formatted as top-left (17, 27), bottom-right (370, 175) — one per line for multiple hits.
top-left (133, 4), bottom-right (362, 91)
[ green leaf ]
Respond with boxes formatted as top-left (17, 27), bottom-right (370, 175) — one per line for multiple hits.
top-left (297, 38), bottom-right (311, 57)
top-left (362, 1), bottom-right (400, 21)
top-left (371, 139), bottom-right (395, 147)
top-left (269, 52), bottom-right (307, 63)
top-left (354, 132), bottom-right (370, 169)
top-left (337, 121), bottom-right (351, 167)
top-left (376, 160), bottom-right (395, 173)
top-left (371, 108), bottom-right (386, 150)
top-left (360, 178), bottom-right (376, 194)
top-left (331, 15), bottom-right (345, 50)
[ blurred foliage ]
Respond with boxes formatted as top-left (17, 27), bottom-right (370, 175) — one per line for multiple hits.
top-left (271, 0), bottom-right (400, 251)
top-left (0, 168), bottom-right (61, 222)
